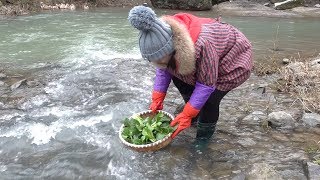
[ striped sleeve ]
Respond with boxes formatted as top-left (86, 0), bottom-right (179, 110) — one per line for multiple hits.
top-left (196, 40), bottom-right (219, 87)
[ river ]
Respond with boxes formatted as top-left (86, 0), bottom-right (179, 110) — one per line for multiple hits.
top-left (0, 7), bottom-right (319, 179)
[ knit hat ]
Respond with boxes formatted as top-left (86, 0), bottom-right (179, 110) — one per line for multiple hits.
top-left (128, 6), bottom-right (174, 62)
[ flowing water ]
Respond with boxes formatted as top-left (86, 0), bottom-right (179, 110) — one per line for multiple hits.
top-left (0, 8), bottom-right (320, 179)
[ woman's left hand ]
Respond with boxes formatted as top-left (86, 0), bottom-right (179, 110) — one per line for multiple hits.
top-left (170, 112), bottom-right (192, 138)
top-left (170, 102), bottom-right (199, 138)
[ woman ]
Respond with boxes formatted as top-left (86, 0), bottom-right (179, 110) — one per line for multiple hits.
top-left (128, 5), bottom-right (253, 144)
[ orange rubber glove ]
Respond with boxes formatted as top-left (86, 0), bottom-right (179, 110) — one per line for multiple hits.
top-left (170, 102), bottom-right (200, 138)
top-left (149, 90), bottom-right (166, 113)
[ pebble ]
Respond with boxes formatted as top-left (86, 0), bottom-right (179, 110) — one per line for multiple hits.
top-left (0, 73), bottom-right (6, 79)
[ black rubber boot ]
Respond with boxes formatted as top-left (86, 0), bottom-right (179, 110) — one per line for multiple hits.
top-left (191, 115), bottom-right (199, 126)
top-left (193, 122), bottom-right (216, 152)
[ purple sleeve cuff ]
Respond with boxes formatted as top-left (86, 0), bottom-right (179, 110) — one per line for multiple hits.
top-left (189, 82), bottom-right (216, 110)
top-left (153, 68), bottom-right (172, 93)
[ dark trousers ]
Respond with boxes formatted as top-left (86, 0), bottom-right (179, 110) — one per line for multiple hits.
top-left (172, 77), bottom-right (229, 125)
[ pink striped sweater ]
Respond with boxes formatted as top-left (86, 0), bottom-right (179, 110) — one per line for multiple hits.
top-left (162, 14), bottom-right (253, 91)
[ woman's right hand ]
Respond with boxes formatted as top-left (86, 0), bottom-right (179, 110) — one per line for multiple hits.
top-left (149, 91), bottom-right (166, 113)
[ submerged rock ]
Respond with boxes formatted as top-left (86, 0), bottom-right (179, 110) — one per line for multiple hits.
top-left (302, 113), bottom-right (320, 127)
top-left (10, 79), bottom-right (27, 91)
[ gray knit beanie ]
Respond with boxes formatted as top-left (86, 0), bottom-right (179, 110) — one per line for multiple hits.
top-left (128, 6), bottom-right (174, 62)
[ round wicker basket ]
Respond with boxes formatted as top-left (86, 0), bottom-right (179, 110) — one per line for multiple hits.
top-left (119, 110), bottom-right (174, 152)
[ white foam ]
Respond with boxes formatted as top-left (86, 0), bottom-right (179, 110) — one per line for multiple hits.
top-left (69, 113), bottom-right (112, 128)
top-left (0, 112), bottom-right (114, 145)
top-left (44, 82), bottom-right (65, 97)
top-left (59, 36), bottom-right (142, 67)
top-left (0, 165), bottom-right (7, 172)
top-left (28, 123), bottom-right (61, 144)
top-left (30, 106), bottom-right (82, 118)
top-left (106, 160), bottom-right (126, 179)
top-left (19, 94), bottom-right (49, 110)
top-left (0, 113), bottom-right (25, 121)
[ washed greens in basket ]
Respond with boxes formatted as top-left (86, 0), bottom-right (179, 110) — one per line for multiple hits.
top-left (121, 112), bottom-right (176, 145)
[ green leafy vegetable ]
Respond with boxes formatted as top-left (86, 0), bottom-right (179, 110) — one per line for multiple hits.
top-left (121, 112), bottom-right (176, 145)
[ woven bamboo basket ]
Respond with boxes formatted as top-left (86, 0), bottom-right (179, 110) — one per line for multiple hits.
top-left (119, 110), bottom-right (174, 152)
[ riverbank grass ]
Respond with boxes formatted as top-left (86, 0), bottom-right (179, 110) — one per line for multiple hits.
top-left (276, 57), bottom-right (320, 113)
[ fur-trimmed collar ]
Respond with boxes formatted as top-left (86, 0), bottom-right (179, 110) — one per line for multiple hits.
top-left (161, 16), bottom-right (195, 75)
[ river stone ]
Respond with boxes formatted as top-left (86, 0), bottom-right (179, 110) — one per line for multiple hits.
top-left (231, 172), bottom-right (245, 180)
top-left (26, 80), bottom-right (42, 87)
top-left (267, 111), bottom-right (295, 128)
top-left (0, 81), bottom-right (5, 86)
top-left (271, 132), bottom-right (290, 142)
top-left (282, 58), bottom-right (290, 64)
top-left (315, 4), bottom-right (320, 8)
top-left (150, 0), bottom-right (212, 10)
top-left (305, 162), bottom-right (320, 180)
top-left (10, 79), bottom-right (27, 91)
top-left (247, 163), bottom-right (282, 179)
top-left (301, 113), bottom-right (320, 127)
top-left (5, 0), bottom-right (20, 4)
top-left (284, 62), bottom-right (305, 74)
top-left (270, 0), bottom-right (285, 3)
top-left (0, 73), bottom-right (6, 79)
top-left (275, 0), bottom-right (304, 10)
top-left (242, 111), bottom-right (267, 125)
top-left (238, 138), bottom-right (256, 147)
top-left (309, 59), bottom-right (320, 70)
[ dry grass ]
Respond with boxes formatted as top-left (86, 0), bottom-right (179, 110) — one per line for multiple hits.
top-left (276, 56), bottom-right (320, 113)
top-left (253, 58), bottom-right (280, 76)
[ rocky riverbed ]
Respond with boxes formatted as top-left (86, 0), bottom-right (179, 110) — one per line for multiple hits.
top-left (0, 55), bottom-right (320, 179)
top-left (0, 3), bottom-right (319, 179)
top-left (1, 0), bottom-right (320, 17)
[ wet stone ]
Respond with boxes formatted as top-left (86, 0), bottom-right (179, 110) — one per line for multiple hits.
top-left (247, 163), bottom-right (282, 179)
top-left (305, 162), bottom-right (320, 180)
top-left (275, 0), bottom-right (304, 10)
top-left (10, 79), bottom-right (27, 91)
top-left (26, 80), bottom-right (43, 88)
top-left (267, 111), bottom-right (295, 128)
top-left (242, 111), bottom-right (267, 125)
top-left (237, 138), bottom-right (256, 147)
top-left (290, 133), bottom-right (308, 143)
top-left (302, 113), bottom-right (320, 127)
top-left (271, 133), bottom-right (290, 142)
top-left (282, 58), bottom-right (290, 64)
top-left (314, 154), bottom-right (320, 160)
top-left (231, 172), bottom-right (245, 180)
top-left (310, 58), bottom-right (320, 68)
top-left (0, 73), bottom-right (6, 79)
